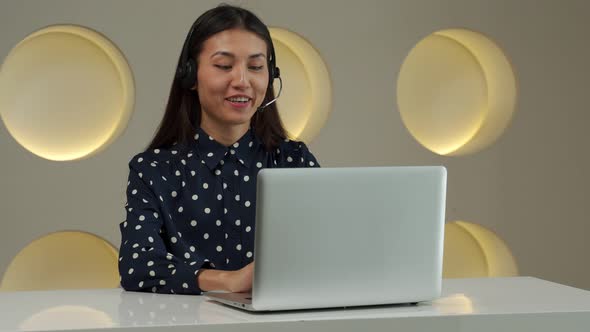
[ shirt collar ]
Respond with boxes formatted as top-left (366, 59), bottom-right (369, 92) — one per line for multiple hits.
top-left (193, 127), bottom-right (259, 170)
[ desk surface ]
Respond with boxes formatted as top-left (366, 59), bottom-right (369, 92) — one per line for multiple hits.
top-left (1, 277), bottom-right (589, 332)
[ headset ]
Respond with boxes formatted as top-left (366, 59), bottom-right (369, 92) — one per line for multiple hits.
top-left (175, 21), bottom-right (282, 111)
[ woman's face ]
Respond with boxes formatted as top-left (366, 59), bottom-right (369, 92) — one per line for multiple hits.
top-left (196, 28), bottom-right (270, 130)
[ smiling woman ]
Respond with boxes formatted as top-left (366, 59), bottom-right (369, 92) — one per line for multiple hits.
top-left (196, 29), bottom-right (270, 140)
top-left (148, 5), bottom-right (285, 152)
top-left (117, 4), bottom-right (320, 296)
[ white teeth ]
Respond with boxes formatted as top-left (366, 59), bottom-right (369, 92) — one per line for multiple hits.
top-left (227, 97), bottom-right (250, 102)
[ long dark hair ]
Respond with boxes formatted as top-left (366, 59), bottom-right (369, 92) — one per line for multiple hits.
top-left (147, 4), bottom-right (286, 152)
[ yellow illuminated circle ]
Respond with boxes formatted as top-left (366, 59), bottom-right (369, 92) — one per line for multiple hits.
top-left (269, 28), bottom-right (332, 143)
top-left (397, 29), bottom-right (516, 155)
top-left (0, 25), bottom-right (135, 161)
top-left (443, 221), bottom-right (518, 278)
top-left (0, 231), bottom-right (120, 291)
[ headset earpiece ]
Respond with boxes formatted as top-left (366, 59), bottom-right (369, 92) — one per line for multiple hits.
top-left (177, 58), bottom-right (197, 90)
top-left (267, 47), bottom-right (280, 89)
top-left (176, 19), bottom-right (199, 91)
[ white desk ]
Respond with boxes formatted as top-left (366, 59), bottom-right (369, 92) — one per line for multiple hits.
top-left (0, 277), bottom-right (589, 332)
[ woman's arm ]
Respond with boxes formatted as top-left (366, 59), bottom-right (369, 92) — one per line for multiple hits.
top-left (119, 155), bottom-right (210, 294)
top-left (120, 154), bottom-right (255, 294)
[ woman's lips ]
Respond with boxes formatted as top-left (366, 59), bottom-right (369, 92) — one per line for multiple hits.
top-left (225, 98), bottom-right (252, 109)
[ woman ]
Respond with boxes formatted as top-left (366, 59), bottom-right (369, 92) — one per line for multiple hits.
top-left (118, 4), bottom-right (320, 295)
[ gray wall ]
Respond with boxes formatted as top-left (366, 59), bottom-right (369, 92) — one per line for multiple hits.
top-left (1, 0), bottom-right (589, 289)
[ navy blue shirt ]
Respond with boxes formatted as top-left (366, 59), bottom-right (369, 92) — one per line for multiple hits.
top-left (118, 128), bottom-right (320, 294)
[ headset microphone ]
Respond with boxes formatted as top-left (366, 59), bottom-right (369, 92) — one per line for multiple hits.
top-left (257, 75), bottom-right (282, 112)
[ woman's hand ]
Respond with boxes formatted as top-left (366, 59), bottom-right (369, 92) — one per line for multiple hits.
top-left (224, 262), bottom-right (255, 293)
top-left (198, 262), bottom-right (255, 293)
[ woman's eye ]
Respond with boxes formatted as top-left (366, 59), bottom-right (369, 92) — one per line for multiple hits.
top-left (214, 65), bottom-right (232, 70)
top-left (249, 66), bottom-right (264, 71)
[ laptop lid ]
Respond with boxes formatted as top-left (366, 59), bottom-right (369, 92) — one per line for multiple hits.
top-left (250, 166), bottom-right (447, 311)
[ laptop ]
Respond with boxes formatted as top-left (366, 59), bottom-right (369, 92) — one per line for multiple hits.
top-left (205, 166), bottom-right (447, 311)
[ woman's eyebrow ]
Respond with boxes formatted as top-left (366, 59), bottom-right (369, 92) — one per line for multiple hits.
top-left (210, 51), bottom-right (266, 59)
top-left (248, 53), bottom-right (266, 60)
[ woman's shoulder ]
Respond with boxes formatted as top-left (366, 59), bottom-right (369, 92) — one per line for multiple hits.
top-left (129, 148), bottom-right (165, 166)
top-left (277, 138), bottom-right (310, 153)
top-left (128, 145), bottom-right (189, 173)
top-left (130, 144), bottom-right (191, 163)
top-left (127, 147), bottom-right (188, 190)
top-left (274, 138), bottom-right (319, 167)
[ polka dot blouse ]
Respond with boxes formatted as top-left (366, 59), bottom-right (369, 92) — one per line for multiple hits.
top-left (118, 127), bottom-right (320, 295)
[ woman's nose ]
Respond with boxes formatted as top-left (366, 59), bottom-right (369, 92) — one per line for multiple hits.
top-left (231, 65), bottom-right (250, 88)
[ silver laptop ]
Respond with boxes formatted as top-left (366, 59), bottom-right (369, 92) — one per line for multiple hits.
top-left (205, 166), bottom-right (447, 311)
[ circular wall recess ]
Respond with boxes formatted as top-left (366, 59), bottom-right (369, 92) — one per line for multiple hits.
top-left (269, 28), bottom-right (332, 143)
top-left (0, 231), bottom-right (119, 291)
top-left (0, 25), bottom-right (135, 161)
top-left (444, 221), bottom-right (518, 278)
top-left (397, 29), bottom-right (516, 156)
